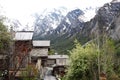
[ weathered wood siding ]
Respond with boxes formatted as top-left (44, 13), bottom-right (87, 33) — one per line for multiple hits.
top-left (30, 48), bottom-right (48, 57)
top-left (56, 58), bottom-right (68, 66)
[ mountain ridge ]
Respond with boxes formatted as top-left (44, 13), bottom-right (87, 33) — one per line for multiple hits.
top-left (33, 1), bottom-right (120, 54)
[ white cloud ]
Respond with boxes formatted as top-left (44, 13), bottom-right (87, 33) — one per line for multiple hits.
top-left (0, 0), bottom-right (112, 26)
top-left (0, 0), bottom-right (112, 14)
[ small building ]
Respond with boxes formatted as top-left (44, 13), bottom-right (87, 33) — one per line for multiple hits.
top-left (10, 31), bottom-right (33, 78)
top-left (47, 55), bottom-right (69, 67)
top-left (47, 55), bottom-right (69, 77)
top-left (13, 31), bottom-right (33, 68)
top-left (30, 40), bottom-right (50, 69)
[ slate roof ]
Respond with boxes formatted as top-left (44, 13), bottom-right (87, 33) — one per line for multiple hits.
top-left (32, 40), bottom-right (50, 47)
top-left (48, 55), bottom-right (69, 59)
top-left (14, 31), bottom-right (33, 41)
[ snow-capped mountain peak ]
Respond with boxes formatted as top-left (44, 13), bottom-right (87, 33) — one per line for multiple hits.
top-left (33, 7), bottom-right (68, 37)
top-left (82, 7), bottom-right (97, 22)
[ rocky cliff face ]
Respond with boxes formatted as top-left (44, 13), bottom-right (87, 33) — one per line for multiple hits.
top-left (82, 1), bottom-right (120, 40)
top-left (111, 15), bottom-right (120, 40)
top-left (47, 9), bottom-right (84, 38)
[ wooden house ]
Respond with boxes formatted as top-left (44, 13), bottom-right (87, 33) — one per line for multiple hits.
top-left (10, 31), bottom-right (33, 78)
top-left (47, 55), bottom-right (69, 67)
top-left (47, 55), bottom-right (69, 77)
top-left (13, 31), bottom-right (33, 68)
top-left (30, 40), bottom-right (50, 69)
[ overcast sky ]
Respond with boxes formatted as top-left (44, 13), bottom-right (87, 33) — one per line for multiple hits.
top-left (0, 0), bottom-right (112, 26)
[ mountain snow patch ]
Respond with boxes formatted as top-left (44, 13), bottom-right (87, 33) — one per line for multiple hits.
top-left (63, 25), bottom-right (66, 30)
top-left (83, 7), bottom-right (96, 21)
top-left (66, 18), bottom-right (71, 24)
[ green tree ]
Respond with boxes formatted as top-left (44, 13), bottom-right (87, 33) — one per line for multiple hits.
top-left (0, 19), bottom-right (11, 54)
top-left (65, 38), bottom-right (119, 80)
top-left (21, 64), bottom-right (38, 80)
top-left (0, 18), bottom-right (11, 80)
top-left (65, 40), bottom-right (98, 80)
top-left (48, 49), bottom-right (55, 55)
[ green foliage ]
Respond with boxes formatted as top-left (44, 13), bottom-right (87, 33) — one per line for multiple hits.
top-left (66, 40), bottom-right (98, 80)
top-left (116, 47), bottom-right (120, 56)
top-left (114, 40), bottom-right (120, 79)
top-left (21, 65), bottom-right (38, 80)
top-left (100, 39), bottom-right (115, 74)
top-left (51, 33), bottom-right (90, 55)
top-left (65, 39), bottom-right (120, 80)
top-left (115, 41), bottom-right (120, 57)
top-left (48, 49), bottom-right (55, 55)
top-left (0, 19), bottom-right (11, 54)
